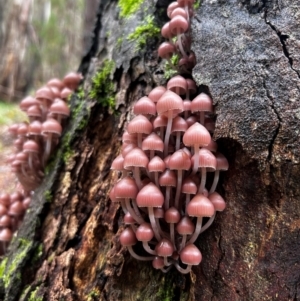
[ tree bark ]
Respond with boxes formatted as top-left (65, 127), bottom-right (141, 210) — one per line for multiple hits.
top-left (0, 0), bottom-right (299, 300)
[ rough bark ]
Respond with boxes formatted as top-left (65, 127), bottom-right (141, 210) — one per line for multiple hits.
top-left (0, 0), bottom-right (299, 300)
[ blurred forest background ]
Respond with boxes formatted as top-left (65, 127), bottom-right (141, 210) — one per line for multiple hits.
top-left (0, 0), bottom-right (99, 102)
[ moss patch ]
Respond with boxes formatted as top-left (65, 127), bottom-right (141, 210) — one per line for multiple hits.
top-left (0, 258), bottom-right (8, 279)
top-left (3, 239), bottom-right (32, 288)
top-left (164, 54), bottom-right (180, 79)
top-left (118, 0), bottom-right (144, 18)
top-left (28, 286), bottom-right (43, 301)
top-left (194, 0), bottom-right (201, 9)
top-left (61, 132), bottom-right (74, 163)
top-left (155, 276), bottom-right (174, 301)
top-left (127, 16), bottom-right (160, 49)
top-left (89, 60), bottom-right (116, 111)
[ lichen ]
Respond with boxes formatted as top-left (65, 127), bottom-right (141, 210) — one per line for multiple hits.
top-left (127, 16), bottom-right (160, 49)
top-left (118, 0), bottom-right (144, 18)
top-left (87, 289), bottom-right (100, 300)
top-left (2, 239), bottom-right (32, 288)
top-left (0, 258), bottom-right (8, 278)
top-left (89, 60), bottom-right (116, 111)
top-left (28, 286), bottom-right (43, 301)
top-left (155, 276), bottom-right (174, 301)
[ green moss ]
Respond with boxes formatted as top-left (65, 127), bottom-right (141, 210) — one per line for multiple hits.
top-left (28, 286), bottom-right (43, 301)
top-left (32, 244), bottom-right (43, 264)
top-left (155, 277), bottom-right (174, 301)
top-left (44, 190), bottom-right (52, 203)
top-left (89, 60), bottom-right (116, 111)
top-left (164, 53), bottom-right (179, 79)
top-left (3, 239), bottom-right (32, 288)
top-left (194, 0), bottom-right (201, 9)
top-left (0, 258), bottom-right (8, 278)
top-left (117, 37), bottom-right (123, 49)
top-left (118, 0), bottom-right (144, 18)
top-left (87, 289), bottom-right (100, 300)
top-left (61, 132), bottom-right (74, 163)
top-left (127, 16), bottom-right (160, 49)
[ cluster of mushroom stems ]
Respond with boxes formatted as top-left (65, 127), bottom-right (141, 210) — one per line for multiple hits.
top-left (0, 72), bottom-right (82, 255)
top-left (110, 0), bottom-right (229, 274)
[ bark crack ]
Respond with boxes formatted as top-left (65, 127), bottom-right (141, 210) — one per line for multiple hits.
top-left (264, 11), bottom-right (300, 79)
top-left (263, 79), bottom-right (281, 161)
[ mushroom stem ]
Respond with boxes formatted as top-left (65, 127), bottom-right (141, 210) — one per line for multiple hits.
top-left (137, 133), bottom-right (142, 148)
top-left (185, 194), bottom-right (190, 215)
top-left (200, 112), bottom-right (205, 125)
top-left (192, 144), bottom-right (199, 174)
top-left (174, 262), bottom-right (192, 274)
top-left (133, 166), bottom-right (142, 190)
top-left (165, 186), bottom-right (171, 210)
top-left (125, 198), bottom-right (144, 224)
top-left (44, 133), bottom-right (53, 165)
top-left (187, 217), bottom-right (203, 245)
top-left (148, 207), bottom-right (161, 241)
top-left (175, 132), bottom-right (181, 150)
top-left (209, 170), bottom-right (220, 193)
top-left (128, 246), bottom-right (154, 261)
top-left (142, 241), bottom-right (157, 255)
top-left (174, 170), bottom-right (183, 209)
top-left (154, 172), bottom-right (159, 187)
top-left (198, 167), bottom-right (207, 194)
top-left (200, 213), bottom-right (216, 234)
top-left (164, 110), bottom-right (173, 157)
top-left (177, 30), bottom-right (188, 58)
top-left (179, 234), bottom-right (187, 252)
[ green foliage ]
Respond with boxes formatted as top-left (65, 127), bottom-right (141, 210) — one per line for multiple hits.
top-left (194, 0), bottom-right (201, 9)
top-left (28, 286), bottom-right (43, 301)
top-left (88, 289), bottom-right (100, 300)
top-left (127, 16), bottom-right (160, 49)
top-left (118, 0), bottom-right (144, 18)
top-left (0, 101), bottom-right (27, 125)
top-left (61, 133), bottom-right (74, 163)
top-left (164, 54), bottom-right (179, 79)
top-left (0, 258), bottom-right (7, 279)
top-left (44, 190), bottom-right (52, 203)
top-left (89, 60), bottom-right (116, 111)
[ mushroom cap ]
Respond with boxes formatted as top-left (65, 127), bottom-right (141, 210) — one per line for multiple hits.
top-left (155, 238), bottom-right (174, 257)
top-left (191, 149), bottom-right (217, 171)
top-left (148, 86), bottom-right (166, 103)
top-left (49, 99), bottom-right (70, 117)
top-left (23, 140), bottom-right (40, 153)
top-left (8, 200), bottom-right (24, 216)
top-left (202, 139), bottom-right (218, 153)
top-left (152, 256), bottom-right (165, 269)
top-left (61, 87), bottom-right (73, 100)
top-left (19, 96), bottom-right (39, 111)
top-left (0, 193), bottom-right (11, 207)
top-left (63, 72), bottom-right (82, 89)
top-left (134, 96), bottom-right (156, 116)
top-left (159, 169), bottom-right (177, 187)
top-left (27, 105), bottom-right (42, 119)
top-left (167, 1), bottom-right (180, 18)
top-left (169, 15), bottom-right (189, 35)
top-left (180, 244), bottom-right (202, 265)
top-left (158, 42), bottom-right (176, 60)
top-left (0, 215), bottom-right (12, 228)
top-left (142, 133), bottom-right (164, 153)
top-left (114, 177), bottom-right (139, 199)
top-left (153, 115), bottom-right (168, 129)
top-left (187, 194), bottom-right (215, 217)
top-left (35, 86), bottom-right (54, 102)
top-left (41, 118), bottom-right (62, 136)
top-left (170, 7), bottom-right (188, 19)
top-left (186, 79), bottom-right (197, 97)
top-left (127, 115), bottom-right (153, 135)
top-left (209, 192), bottom-right (226, 211)
top-left (119, 227), bottom-right (137, 246)
top-left (167, 75), bottom-right (187, 96)
top-left (123, 148), bottom-right (149, 169)
top-left (215, 152), bottom-right (229, 170)
top-left (136, 183), bottom-right (164, 208)
top-left (181, 177), bottom-right (197, 194)
top-left (28, 121), bottom-right (42, 136)
top-left (136, 223), bottom-right (154, 242)
top-left (122, 131), bottom-right (137, 144)
top-left (156, 91), bottom-right (183, 117)
top-left (161, 22), bottom-right (173, 39)
top-left (47, 78), bottom-right (64, 90)
top-left (0, 228), bottom-right (13, 242)
top-left (191, 93), bottom-right (213, 113)
top-left (165, 206), bottom-right (181, 223)
top-left (176, 216), bottom-right (195, 235)
top-left (168, 149), bottom-right (191, 171)
top-left (148, 156), bottom-right (166, 173)
top-left (124, 212), bottom-right (136, 225)
top-left (110, 154), bottom-right (125, 171)
top-left (182, 122), bottom-right (211, 147)
top-left (171, 116), bottom-right (188, 133)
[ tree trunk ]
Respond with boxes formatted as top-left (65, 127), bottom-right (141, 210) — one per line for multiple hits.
top-left (0, 0), bottom-right (299, 300)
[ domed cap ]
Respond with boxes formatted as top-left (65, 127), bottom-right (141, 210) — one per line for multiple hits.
top-left (19, 96), bottom-right (39, 111)
top-left (136, 223), bottom-right (154, 242)
top-left (0, 228), bottom-right (13, 242)
top-left (41, 118), bottom-right (62, 136)
top-left (114, 177), bottom-right (138, 199)
top-left (176, 216), bottom-right (195, 235)
top-left (63, 72), bottom-right (83, 90)
top-left (167, 75), bottom-right (187, 96)
top-left (123, 148), bottom-right (149, 169)
top-left (134, 96), bottom-right (156, 116)
top-left (191, 93), bottom-right (213, 113)
top-left (119, 227), bottom-right (137, 246)
top-left (155, 238), bottom-right (174, 257)
top-left (158, 42), bottom-right (176, 60)
top-left (168, 149), bottom-right (191, 171)
top-left (181, 177), bottom-right (197, 194)
top-left (47, 78), bottom-right (64, 90)
top-left (35, 86), bottom-right (54, 101)
top-left (127, 115), bottom-right (153, 135)
top-left (49, 99), bottom-right (70, 118)
top-left (136, 183), bottom-right (164, 208)
top-left (209, 192), bottom-right (226, 211)
top-left (187, 194), bottom-right (215, 217)
top-left (180, 244), bottom-right (202, 265)
top-left (156, 90), bottom-right (183, 117)
top-left (165, 207), bottom-right (181, 223)
top-left (192, 149), bottom-right (217, 171)
top-left (148, 86), bottom-right (166, 103)
top-left (148, 156), bottom-right (166, 173)
top-left (142, 133), bottom-right (164, 153)
top-left (183, 122), bottom-right (211, 147)
top-left (169, 15), bottom-right (189, 35)
top-left (23, 140), bottom-right (39, 153)
top-left (159, 169), bottom-right (176, 187)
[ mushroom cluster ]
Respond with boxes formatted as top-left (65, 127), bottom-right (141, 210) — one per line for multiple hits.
top-left (110, 0), bottom-right (229, 274)
top-left (0, 72), bottom-right (82, 255)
